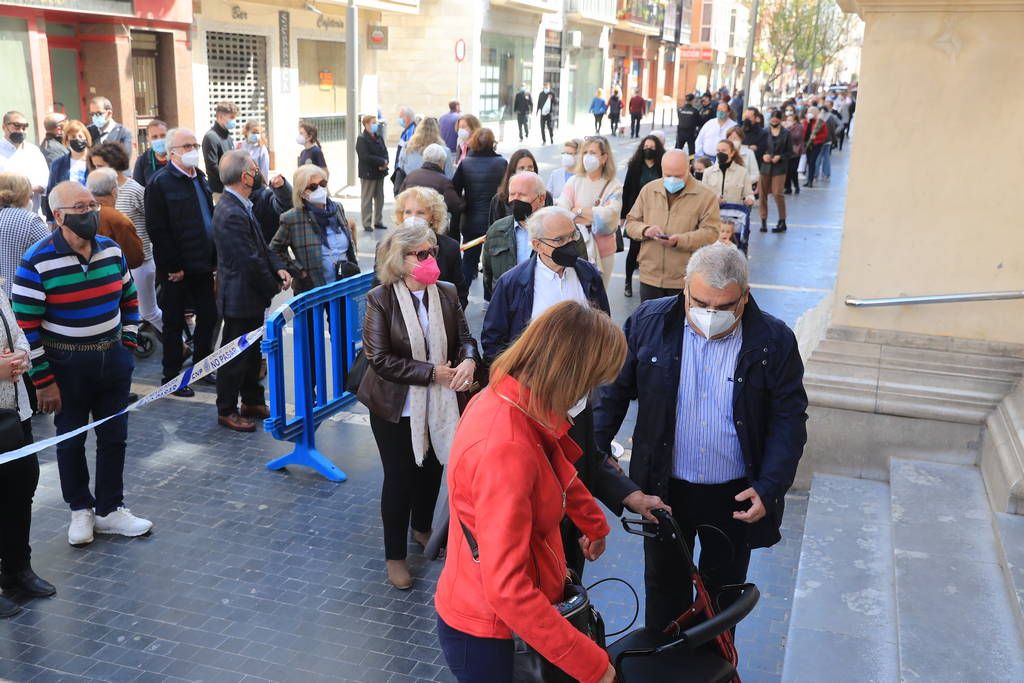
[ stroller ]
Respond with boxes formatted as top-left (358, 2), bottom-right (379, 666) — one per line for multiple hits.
top-left (607, 509), bottom-right (760, 683)
top-left (719, 203), bottom-right (752, 255)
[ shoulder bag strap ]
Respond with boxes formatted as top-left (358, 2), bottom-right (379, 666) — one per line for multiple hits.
top-left (0, 309), bottom-right (20, 410)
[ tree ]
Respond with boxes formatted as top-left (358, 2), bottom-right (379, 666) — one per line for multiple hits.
top-left (755, 0), bottom-right (813, 95)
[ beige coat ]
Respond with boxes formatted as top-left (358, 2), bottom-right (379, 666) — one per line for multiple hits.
top-left (701, 162), bottom-right (755, 205)
top-left (624, 178), bottom-right (720, 290)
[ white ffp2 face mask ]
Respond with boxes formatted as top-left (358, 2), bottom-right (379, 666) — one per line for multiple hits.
top-left (688, 307), bottom-right (738, 339)
top-left (307, 187), bottom-right (328, 204)
top-left (180, 150), bottom-right (200, 169)
top-left (561, 153), bottom-right (576, 168)
top-left (582, 153), bottom-right (601, 173)
top-left (568, 395), bottom-right (588, 419)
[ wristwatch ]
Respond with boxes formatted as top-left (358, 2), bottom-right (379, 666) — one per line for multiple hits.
top-left (574, 207), bottom-right (583, 218)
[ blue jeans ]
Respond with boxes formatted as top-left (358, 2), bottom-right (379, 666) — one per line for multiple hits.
top-left (814, 142), bottom-right (832, 179)
top-left (437, 615), bottom-right (514, 683)
top-left (51, 344), bottom-right (134, 515)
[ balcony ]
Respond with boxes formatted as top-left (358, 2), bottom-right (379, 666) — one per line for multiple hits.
top-left (616, 0), bottom-right (665, 36)
top-left (565, 0), bottom-right (618, 26)
top-left (490, 0), bottom-right (561, 13)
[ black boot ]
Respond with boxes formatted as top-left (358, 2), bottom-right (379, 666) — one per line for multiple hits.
top-left (0, 567), bottom-right (57, 598)
top-left (772, 220), bottom-right (787, 233)
top-left (760, 219), bottom-right (768, 233)
top-left (624, 279), bottom-right (633, 298)
top-left (0, 594), bottom-right (20, 618)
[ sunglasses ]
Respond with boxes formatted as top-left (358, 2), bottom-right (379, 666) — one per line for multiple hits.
top-left (406, 247), bottom-right (438, 261)
top-left (305, 179), bottom-right (328, 192)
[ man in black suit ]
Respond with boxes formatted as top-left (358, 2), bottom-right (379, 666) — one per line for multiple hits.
top-left (537, 82), bottom-right (557, 145)
top-left (675, 93), bottom-right (700, 154)
top-left (143, 127), bottom-right (218, 397)
top-left (210, 150), bottom-right (290, 432)
top-left (513, 84), bottom-right (533, 142)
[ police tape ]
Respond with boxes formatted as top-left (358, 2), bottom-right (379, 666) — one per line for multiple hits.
top-left (0, 323), bottom-right (271, 467)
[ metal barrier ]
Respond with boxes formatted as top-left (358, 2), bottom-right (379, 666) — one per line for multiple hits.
top-left (262, 272), bottom-right (375, 481)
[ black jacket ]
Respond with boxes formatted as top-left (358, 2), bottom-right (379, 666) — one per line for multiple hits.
top-left (201, 122), bottom-right (235, 193)
top-left (212, 191), bottom-right (285, 319)
top-left (251, 181), bottom-right (294, 244)
top-left (356, 131), bottom-right (389, 180)
top-left (621, 160), bottom-right (662, 220)
top-left (452, 150), bottom-right (507, 238)
top-left (742, 124), bottom-right (771, 173)
top-left (144, 163), bottom-right (216, 274)
top-left (608, 95), bottom-right (623, 117)
top-left (401, 162), bottom-right (465, 216)
top-left (513, 91), bottom-right (533, 115)
top-left (697, 103), bottom-right (716, 127)
top-left (676, 104), bottom-right (700, 132)
top-left (537, 90), bottom-right (557, 116)
top-left (132, 149), bottom-right (169, 186)
top-left (594, 294), bottom-right (808, 549)
top-left (760, 127), bottom-right (792, 177)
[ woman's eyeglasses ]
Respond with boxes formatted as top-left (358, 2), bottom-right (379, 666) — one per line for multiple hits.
top-left (406, 247), bottom-right (439, 261)
top-left (305, 179), bottom-right (328, 192)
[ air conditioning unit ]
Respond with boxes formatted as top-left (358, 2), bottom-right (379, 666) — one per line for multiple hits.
top-left (567, 31), bottom-right (582, 49)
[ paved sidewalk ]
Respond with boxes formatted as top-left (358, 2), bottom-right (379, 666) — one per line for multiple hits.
top-left (0, 135), bottom-right (852, 683)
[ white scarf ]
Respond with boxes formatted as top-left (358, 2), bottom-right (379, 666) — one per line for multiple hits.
top-left (394, 280), bottom-right (461, 466)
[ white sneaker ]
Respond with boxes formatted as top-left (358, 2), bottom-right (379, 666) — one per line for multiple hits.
top-left (94, 507), bottom-right (153, 537)
top-left (68, 509), bottom-right (95, 546)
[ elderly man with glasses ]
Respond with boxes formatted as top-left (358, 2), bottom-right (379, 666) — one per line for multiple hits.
top-left (12, 180), bottom-right (152, 547)
top-left (143, 128), bottom-right (217, 397)
top-left (594, 242), bottom-right (808, 631)
top-left (482, 205), bottom-right (666, 578)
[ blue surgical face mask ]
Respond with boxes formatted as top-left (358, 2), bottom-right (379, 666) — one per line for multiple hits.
top-left (226, 118), bottom-right (237, 130)
top-left (91, 113), bottom-right (107, 128)
top-left (370, 123), bottom-right (379, 134)
top-left (150, 138), bottom-right (167, 155)
top-left (663, 176), bottom-right (685, 194)
top-left (716, 110), bottom-right (728, 121)
top-left (247, 133), bottom-right (260, 144)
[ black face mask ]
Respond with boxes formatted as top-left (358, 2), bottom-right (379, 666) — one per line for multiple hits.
top-left (549, 242), bottom-right (578, 268)
top-left (770, 121), bottom-right (781, 129)
top-left (511, 199), bottom-right (534, 223)
top-left (8, 132), bottom-right (25, 145)
top-left (642, 148), bottom-right (657, 160)
top-left (717, 152), bottom-right (731, 168)
top-left (742, 120), bottom-right (753, 131)
top-left (692, 170), bottom-right (704, 181)
top-left (60, 210), bottom-right (100, 241)
top-left (69, 139), bottom-right (88, 153)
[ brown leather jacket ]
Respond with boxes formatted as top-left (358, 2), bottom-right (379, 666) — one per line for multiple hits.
top-left (357, 281), bottom-right (479, 422)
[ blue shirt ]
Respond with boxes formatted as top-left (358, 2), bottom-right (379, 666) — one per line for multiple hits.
top-left (514, 221), bottom-right (531, 265)
top-left (673, 321), bottom-right (746, 484)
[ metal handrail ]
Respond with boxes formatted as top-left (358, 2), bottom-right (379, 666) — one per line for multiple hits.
top-left (845, 290), bottom-right (1024, 307)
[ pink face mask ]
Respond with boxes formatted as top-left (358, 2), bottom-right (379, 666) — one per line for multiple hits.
top-left (411, 256), bottom-right (441, 285)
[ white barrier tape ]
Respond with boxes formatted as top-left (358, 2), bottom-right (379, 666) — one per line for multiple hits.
top-left (0, 326), bottom-right (266, 467)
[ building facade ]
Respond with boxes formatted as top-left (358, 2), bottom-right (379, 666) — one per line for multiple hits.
top-left (0, 0), bottom-right (194, 154)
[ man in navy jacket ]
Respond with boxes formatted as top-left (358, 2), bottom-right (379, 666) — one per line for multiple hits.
top-left (594, 242), bottom-right (807, 630)
top-left (483, 206), bottom-right (664, 578)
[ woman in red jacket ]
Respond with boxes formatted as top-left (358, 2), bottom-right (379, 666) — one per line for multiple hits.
top-left (803, 107), bottom-right (830, 188)
top-left (435, 301), bottom-right (624, 683)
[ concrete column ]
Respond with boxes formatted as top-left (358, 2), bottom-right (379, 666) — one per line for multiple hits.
top-left (155, 30), bottom-right (194, 129)
top-left (830, 0), bottom-right (1024, 344)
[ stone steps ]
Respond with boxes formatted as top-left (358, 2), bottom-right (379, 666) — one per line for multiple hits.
top-left (782, 462), bottom-right (1024, 683)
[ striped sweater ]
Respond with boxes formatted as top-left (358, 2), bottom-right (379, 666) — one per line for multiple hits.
top-left (11, 230), bottom-right (139, 389)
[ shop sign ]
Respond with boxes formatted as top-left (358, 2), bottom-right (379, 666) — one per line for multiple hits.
top-left (3, 0), bottom-right (133, 14)
top-left (279, 11), bottom-right (291, 94)
top-left (231, 5), bottom-right (248, 20)
top-left (317, 15), bottom-right (344, 30)
top-left (319, 71), bottom-right (334, 91)
top-left (368, 25), bottom-right (388, 50)
top-left (680, 46), bottom-right (713, 61)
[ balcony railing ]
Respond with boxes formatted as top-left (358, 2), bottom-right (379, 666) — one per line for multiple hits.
top-left (617, 0), bottom-right (665, 28)
top-left (566, 0), bottom-right (618, 24)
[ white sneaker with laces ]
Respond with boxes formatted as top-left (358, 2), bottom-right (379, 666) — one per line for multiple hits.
top-left (94, 508), bottom-right (153, 537)
top-left (68, 509), bottom-right (95, 546)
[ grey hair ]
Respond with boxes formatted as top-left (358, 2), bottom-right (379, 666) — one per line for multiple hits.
top-left (165, 127), bottom-right (194, 150)
top-left (525, 206), bottom-right (574, 241)
top-left (510, 170), bottom-right (546, 197)
top-left (399, 106), bottom-right (415, 120)
top-left (48, 180), bottom-right (91, 215)
top-left (90, 96), bottom-right (113, 112)
top-left (375, 222), bottom-right (437, 286)
top-left (422, 143), bottom-right (448, 167)
top-left (219, 149), bottom-right (253, 186)
top-left (86, 167), bottom-right (118, 197)
top-left (685, 242), bottom-right (749, 290)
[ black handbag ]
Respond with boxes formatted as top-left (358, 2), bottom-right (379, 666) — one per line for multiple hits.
top-left (459, 522), bottom-right (606, 683)
top-left (335, 260), bottom-right (361, 281)
top-left (614, 226), bottom-right (625, 253)
top-left (344, 350), bottom-right (368, 394)
top-left (0, 310), bottom-right (25, 449)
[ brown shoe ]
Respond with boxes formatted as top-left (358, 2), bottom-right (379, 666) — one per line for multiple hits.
top-left (240, 404), bottom-right (270, 419)
top-left (386, 560), bottom-right (413, 590)
top-left (411, 529), bottom-right (432, 548)
top-left (218, 413), bottom-right (256, 432)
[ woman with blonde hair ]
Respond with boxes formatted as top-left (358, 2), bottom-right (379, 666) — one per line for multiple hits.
top-left (393, 186), bottom-right (468, 308)
top-left (358, 222), bottom-right (479, 590)
top-left (0, 173), bottom-right (50, 298)
top-left (239, 120), bottom-right (270, 180)
top-left (556, 135), bottom-right (623, 286)
top-left (271, 164), bottom-right (357, 294)
top-left (435, 300), bottom-right (623, 683)
top-left (399, 117), bottom-right (453, 178)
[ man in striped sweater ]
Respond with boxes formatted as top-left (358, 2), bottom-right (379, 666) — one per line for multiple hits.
top-left (12, 181), bottom-right (152, 547)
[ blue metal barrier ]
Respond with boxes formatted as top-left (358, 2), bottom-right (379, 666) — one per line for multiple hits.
top-left (262, 273), bottom-right (375, 481)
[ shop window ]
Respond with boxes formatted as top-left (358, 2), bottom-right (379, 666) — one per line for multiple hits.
top-left (205, 31), bottom-right (268, 144)
top-left (480, 32), bottom-right (533, 122)
top-left (131, 31), bottom-right (160, 126)
top-left (297, 39), bottom-right (347, 142)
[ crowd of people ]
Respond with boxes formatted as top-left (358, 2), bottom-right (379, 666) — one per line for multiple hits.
top-left (0, 83), bottom-right (833, 682)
